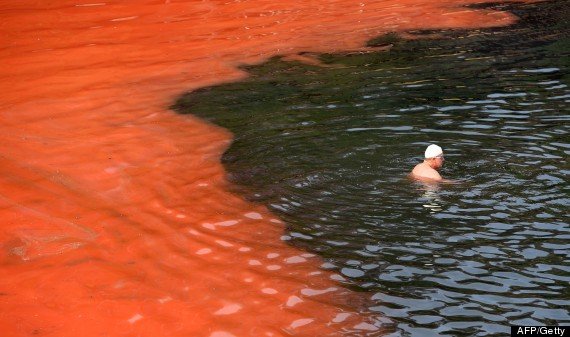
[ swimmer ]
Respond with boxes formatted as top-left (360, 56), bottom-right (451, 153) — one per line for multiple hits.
top-left (410, 144), bottom-right (445, 182)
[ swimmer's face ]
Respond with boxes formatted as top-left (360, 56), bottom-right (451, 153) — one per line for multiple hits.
top-left (433, 155), bottom-right (444, 169)
top-left (427, 155), bottom-right (444, 169)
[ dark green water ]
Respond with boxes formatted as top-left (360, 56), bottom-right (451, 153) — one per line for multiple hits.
top-left (174, 1), bottom-right (569, 336)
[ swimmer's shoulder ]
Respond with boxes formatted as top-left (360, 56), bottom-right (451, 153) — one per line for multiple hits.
top-left (411, 162), bottom-right (426, 175)
top-left (410, 164), bottom-right (443, 182)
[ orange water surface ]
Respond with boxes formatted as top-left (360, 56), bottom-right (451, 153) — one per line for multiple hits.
top-left (0, 1), bottom-right (534, 336)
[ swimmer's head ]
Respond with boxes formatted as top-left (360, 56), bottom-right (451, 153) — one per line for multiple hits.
top-left (425, 144), bottom-right (443, 158)
top-left (424, 144), bottom-right (444, 169)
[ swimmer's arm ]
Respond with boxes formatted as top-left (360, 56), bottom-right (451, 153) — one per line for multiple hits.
top-left (410, 171), bottom-right (443, 182)
top-left (440, 178), bottom-right (461, 184)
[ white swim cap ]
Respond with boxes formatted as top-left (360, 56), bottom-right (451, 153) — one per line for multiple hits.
top-left (425, 144), bottom-right (443, 158)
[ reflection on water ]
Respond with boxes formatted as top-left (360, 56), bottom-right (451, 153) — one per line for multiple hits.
top-left (416, 181), bottom-right (444, 213)
top-left (176, 1), bottom-right (569, 336)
